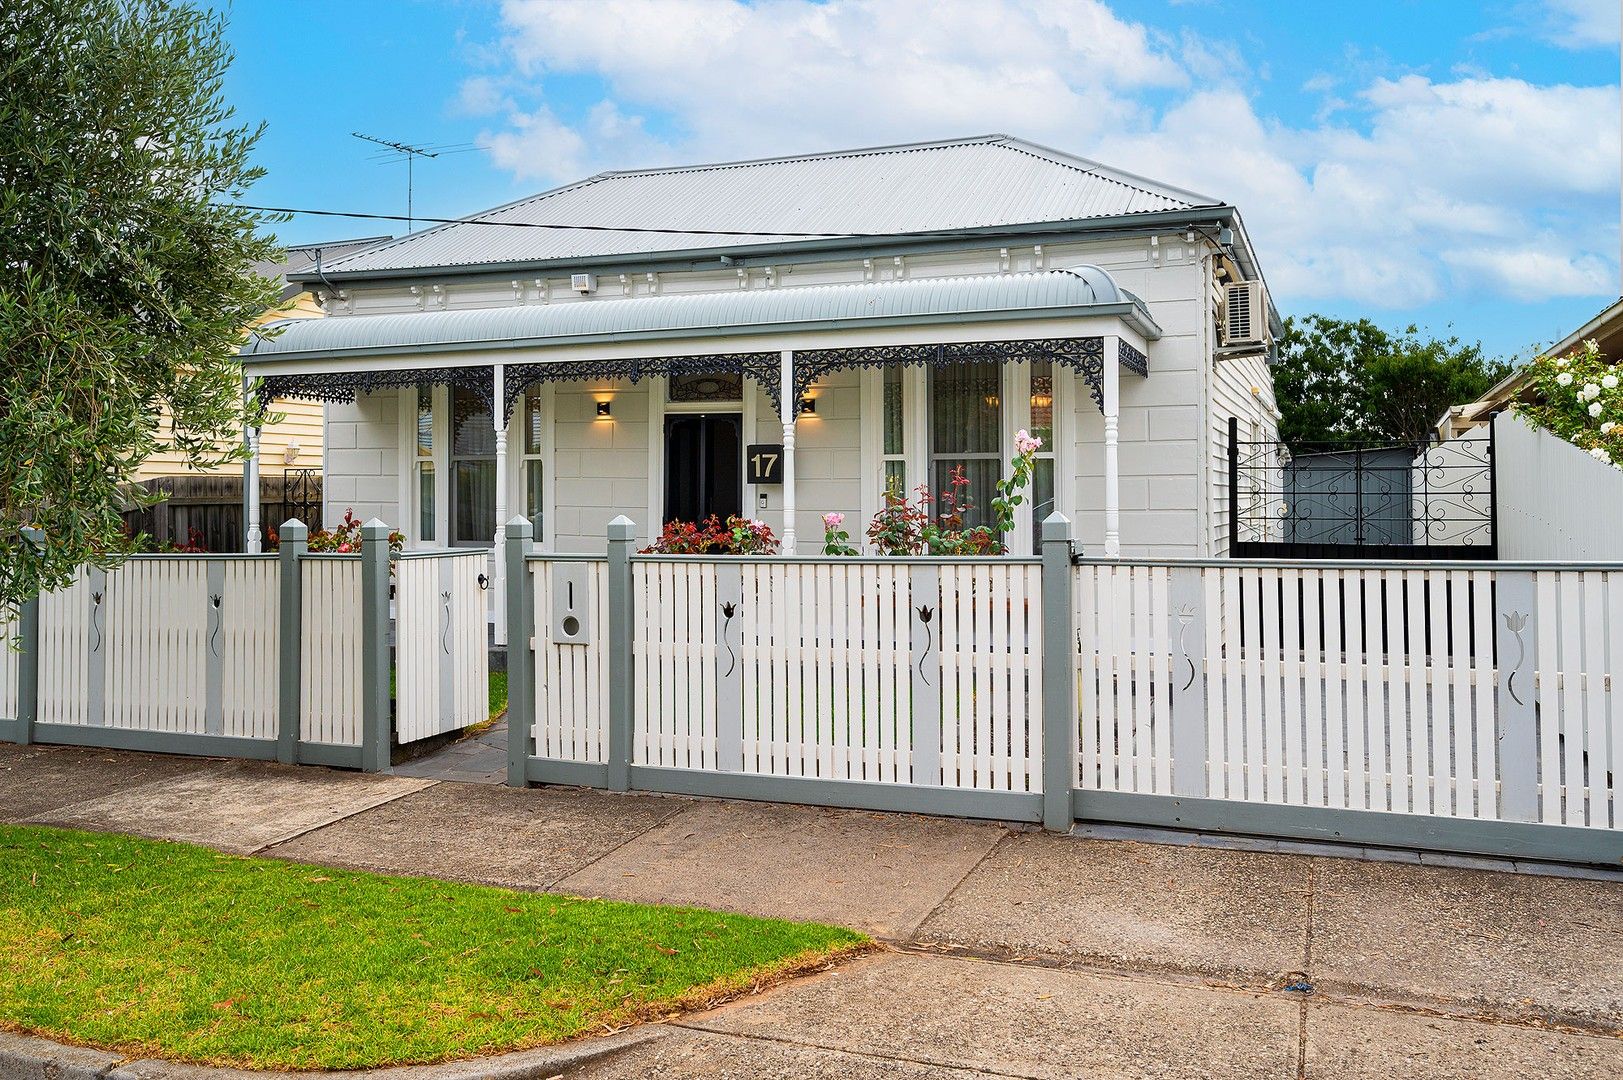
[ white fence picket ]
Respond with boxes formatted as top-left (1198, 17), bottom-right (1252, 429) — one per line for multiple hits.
top-left (0, 612), bottom-right (18, 721)
top-left (301, 556), bottom-right (364, 747)
top-left (530, 559), bottom-right (608, 763)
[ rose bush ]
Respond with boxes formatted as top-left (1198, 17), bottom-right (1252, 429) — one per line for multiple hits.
top-left (267, 508), bottom-right (405, 558)
top-left (821, 512), bottom-right (858, 556)
top-left (1518, 340), bottom-right (1622, 468)
top-left (865, 432), bottom-right (1043, 556)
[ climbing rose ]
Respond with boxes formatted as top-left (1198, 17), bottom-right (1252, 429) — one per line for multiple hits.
top-left (1556, 372), bottom-right (1573, 386)
top-left (1013, 429), bottom-right (1043, 455)
top-left (1590, 402), bottom-right (1604, 418)
top-left (822, 512), bottom-right (845, 529)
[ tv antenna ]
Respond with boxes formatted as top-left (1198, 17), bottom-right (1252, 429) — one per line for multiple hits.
top-left (351, 132), bottom-right (478, 232)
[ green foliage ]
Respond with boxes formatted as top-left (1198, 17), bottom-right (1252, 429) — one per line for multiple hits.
top-left (1275, 315), bottom-right (1510, 447)
top-left (1517, 340), bottom-right (1622, 468)
top-left (0, 0), bottom-right (282, 617)
top-left (0, 824), bottom-right (866, 1069)
top-left (865, 434), bottom-right (1043, 556)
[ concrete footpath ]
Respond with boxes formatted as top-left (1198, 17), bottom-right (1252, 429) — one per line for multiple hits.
top-left (2, 743), bottom-right (1621, 1079)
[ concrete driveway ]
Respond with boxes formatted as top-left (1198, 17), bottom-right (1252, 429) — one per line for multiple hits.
top-left (2, 742), bottom-right (1620, 1078)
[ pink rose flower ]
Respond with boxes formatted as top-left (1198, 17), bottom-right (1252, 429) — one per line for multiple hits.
top-left (822, 512), bottom-right (845, 530)
top-left (1013, 429), bottom-right (1043, 455)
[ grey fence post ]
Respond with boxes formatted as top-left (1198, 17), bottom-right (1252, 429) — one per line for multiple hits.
top-left (606, 515), bottom-right (636, 793)
top-left (1494, 571), bottom-right (1538, 822)
top-left (14, 527), bottom-right (44, 745)
top-left (359, 519), bottom-right (393, 773)
top-left (276, 519), bottom-right (307, 765)
top-left (505, 517), bottom-right (534, 788)
top-left (1168, 566), bottom-right (1209, 797)
top-left (1040, 512), bottom-right (1076, 832)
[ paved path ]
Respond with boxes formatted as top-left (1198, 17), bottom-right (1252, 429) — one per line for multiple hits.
top-left (2, 742), bottom-right (1620, 1078)
top-left (392, 720), bottom-right (508, 784)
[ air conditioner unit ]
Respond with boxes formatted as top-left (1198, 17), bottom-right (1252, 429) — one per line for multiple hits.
top-left (570, 273), bottom-right (596, 294)
top-left (1222, 279), bottom-right (1269, 347)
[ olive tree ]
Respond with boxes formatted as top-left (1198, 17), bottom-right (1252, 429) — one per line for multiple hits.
top-left (0, 0), bottom-right (280, 618)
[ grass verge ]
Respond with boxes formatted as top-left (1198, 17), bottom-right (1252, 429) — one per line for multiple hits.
top-left (0, 824), bottom-right (868, 1070)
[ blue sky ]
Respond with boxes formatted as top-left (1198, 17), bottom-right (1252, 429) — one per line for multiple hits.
top-left (217, 0), bottom-right (1620, 360)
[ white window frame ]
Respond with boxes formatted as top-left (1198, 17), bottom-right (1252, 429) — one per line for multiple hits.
top-left (861, 360), bottom-right (1065, 553)
top-left (400, 385), bottom-right (449, 549)
top-left (515, 382), bottom-right (552, 547)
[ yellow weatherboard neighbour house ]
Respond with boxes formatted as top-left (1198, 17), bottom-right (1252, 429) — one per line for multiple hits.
top-left (133, 237), bottom-right (390, 480)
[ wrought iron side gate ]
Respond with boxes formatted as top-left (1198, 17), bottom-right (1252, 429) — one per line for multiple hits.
top-left (1228, 416), bottom-right (1496, 560)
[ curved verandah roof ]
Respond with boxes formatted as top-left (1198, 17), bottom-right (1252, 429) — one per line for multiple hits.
top-left (241, 266), bottom-right (1156, 417)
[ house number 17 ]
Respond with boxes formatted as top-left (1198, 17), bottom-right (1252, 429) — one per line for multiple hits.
top-left (747, 444), bottom-right (784, 484)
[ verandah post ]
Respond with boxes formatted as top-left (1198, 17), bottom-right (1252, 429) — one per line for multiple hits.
top-left (1040, 512), bottom-right (1077, 831)
top-left (276, 519), bottom-right (308, 765)
top-left (13, 527), bottom-right (45, 745)
top-left (605, 515), bottom-right (636, 792)
top-left (359, 519), bottom-right (393, 773)
top-left (505, 517), bottom-right (535, 788)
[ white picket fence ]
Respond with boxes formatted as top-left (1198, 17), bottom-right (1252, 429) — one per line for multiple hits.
top-left (32, 558), bottom-right (282, 737)
top-left (530, 558), bottom-right (610, 763)
top-left (1075, 562), bottom-right (1622, 831)
top-left (394, 551), bottom-right (490, 744)
top-left (0, 614), bottom-right (20, 722)
top-left (300, 556), bottom-right (365, 747)
top-left (521, 555), bottom-right (1044, 792)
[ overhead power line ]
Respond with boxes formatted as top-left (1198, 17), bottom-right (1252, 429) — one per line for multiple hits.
top-left (233, 203), bottom-right (876, 239)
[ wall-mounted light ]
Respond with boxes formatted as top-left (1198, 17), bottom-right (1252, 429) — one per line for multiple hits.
top-left (798, 397), bottom-right (816, 415)
top-left (596, 400), bottom-right (613, 418)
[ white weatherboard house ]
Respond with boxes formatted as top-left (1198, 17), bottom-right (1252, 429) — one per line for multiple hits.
top-left (240, 135), bottom-right (1281, 628)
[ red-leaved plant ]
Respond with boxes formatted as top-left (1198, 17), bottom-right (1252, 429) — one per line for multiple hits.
top-left (642, 515), bottom-right (778, 555)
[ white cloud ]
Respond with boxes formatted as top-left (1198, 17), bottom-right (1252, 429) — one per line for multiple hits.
top-left (471, 0), bottom-right (1619, 310)
top-left (451, 76), bottom-right (506, 117)
top-left (1538, 0), bottom-right (1619, 48)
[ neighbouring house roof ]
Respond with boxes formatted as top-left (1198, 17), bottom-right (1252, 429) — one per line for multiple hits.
top-left (242, 266), bottom-right (1159, 363)
top-left (255, 236), bottom-right (394, 301)
top-left (1436, 295), bottom-right (1623, 438)
top-left (294, 135), bottom-right (1224, 280)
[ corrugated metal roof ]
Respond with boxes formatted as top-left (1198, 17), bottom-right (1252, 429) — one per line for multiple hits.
top-left (242, 266), bottom-right (1158, 361)
top-left (316, 135), bottom-right (1217, 276)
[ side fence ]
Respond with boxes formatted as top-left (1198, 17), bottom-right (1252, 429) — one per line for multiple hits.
top-left (0, 520), bottom-right (488, 770)
top-left (505, 515), bottom-right (1623, 866)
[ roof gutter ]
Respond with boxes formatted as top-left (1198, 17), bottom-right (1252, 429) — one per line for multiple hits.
top-left (242, 300), bottom-right (1160, 365)
top-left (287, 205), bottom-right (1241, 285)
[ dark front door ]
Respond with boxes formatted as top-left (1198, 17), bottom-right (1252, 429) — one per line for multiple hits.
top-left (664, 413), bottom-right (742, 523)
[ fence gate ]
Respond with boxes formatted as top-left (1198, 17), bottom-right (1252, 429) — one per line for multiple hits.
top-left (1229, 417), bottom-right (1495, 560)
top-left (393, 550), bottom-right (490, 744)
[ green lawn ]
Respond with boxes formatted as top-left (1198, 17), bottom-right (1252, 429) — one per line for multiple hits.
top-left (0, 825), bottom-right (867, 1069)
top-left (488, 668), bottom-right (508, 719)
